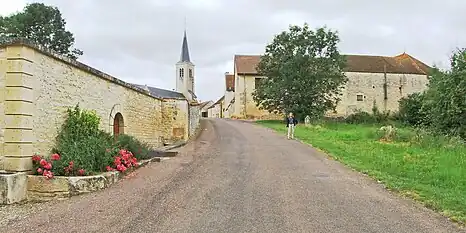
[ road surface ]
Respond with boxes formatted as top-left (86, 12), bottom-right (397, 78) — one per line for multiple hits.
top-left (1, 119), bottom-right (463, 233)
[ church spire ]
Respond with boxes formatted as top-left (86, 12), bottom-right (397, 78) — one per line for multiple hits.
top-left (179, 30), bottom-right (191, 62)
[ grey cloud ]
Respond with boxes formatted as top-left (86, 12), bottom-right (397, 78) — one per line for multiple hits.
top-left (23, 0), bottom-right (466, 101)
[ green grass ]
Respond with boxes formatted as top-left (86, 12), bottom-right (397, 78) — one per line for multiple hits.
top-left (257, 120), bottom-right (466, 224)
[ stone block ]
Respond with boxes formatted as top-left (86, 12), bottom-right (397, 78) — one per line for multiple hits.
top-left (27, 175), bottom-right (69, 192)
top-left (3, 128), bottom-right (34, 143)
top-left (3, 143), bottom-right (33, 157)
top-left (3, 157), bottom-right (32, 172)
top-left (0, 172), bottom-right (28, 204)
top-left (4, 115), bottom-right (33, 129)
top-left (4, 72), bottom-right (34, 88)
top-left (4, 101), bottom-right (33, 115)
top-left (6, 46), bottom-right (35, 60)
top-left (6, 59), bottom-right (34, 75)
top-left (5, 87), bottom-right (34, 102)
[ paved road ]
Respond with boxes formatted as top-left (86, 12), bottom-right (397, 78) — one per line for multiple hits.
top-left (2, 119), bottom-right (463, 233)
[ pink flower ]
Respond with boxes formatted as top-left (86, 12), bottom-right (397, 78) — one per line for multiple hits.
top-left (114, 157), bottom-right (122, 166)
top-left (43, 170), bottom-right (54, 179)
top-left (43, 162), bottom-right (52, 170)
top-left (77, 169), bottom-right (85, 176)
top-left (51, 153), bottom-right (60, 161)
top-left (106, 166), bottom-right (114, 172)
top-left (37, 168), bottom-right (43, 174)
top-left (39, 159), bottom-right (48, 167)
top-left (32, 155), bottom-right (41, 162)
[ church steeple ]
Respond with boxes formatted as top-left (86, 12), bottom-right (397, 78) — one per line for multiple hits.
top-left (180, 30), bottom-right (191, 62)
top-left (176, 28), bottom-right (195, 100)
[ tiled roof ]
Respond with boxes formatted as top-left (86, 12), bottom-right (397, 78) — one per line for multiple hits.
top-left (234, 55), bottom-right (261, 74)
top-left (234, 53), bottom-right (431, 75)
top-left (133, 84), bottom-right (186, 99)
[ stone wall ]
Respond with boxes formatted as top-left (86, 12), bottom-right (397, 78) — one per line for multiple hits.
top-left (332, 72), bottom-right (429, 116)
top-left (0, 40), bottom-right (193, 172)
top-left (188, 103), bottom-right (201, 137)
top-left (159, 98), bottom-right (189, 145)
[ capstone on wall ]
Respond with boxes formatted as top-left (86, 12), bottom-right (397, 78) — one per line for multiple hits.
top-left (332, 72), bottom-right (429, 116)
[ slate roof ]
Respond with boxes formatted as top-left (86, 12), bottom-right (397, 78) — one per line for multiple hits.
top-left (234, 53), bottom-right (431, 75)
top-left (133, 84), bottom-right (186, 99)
top-left (180, 30), bottom-right (191, 62)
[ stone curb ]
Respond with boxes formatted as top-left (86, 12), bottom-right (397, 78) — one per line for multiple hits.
top-left (25, 146), bottom-right (182, 203)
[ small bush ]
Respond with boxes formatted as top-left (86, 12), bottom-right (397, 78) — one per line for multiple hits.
top-left (52, 105), bottom-right (114, 175)
top-left (345, 111), bottom-right (375, 124)
top-left (398, 92), bottom-right (429, 126)
top-left (116, 134), bottom-right (152, 160)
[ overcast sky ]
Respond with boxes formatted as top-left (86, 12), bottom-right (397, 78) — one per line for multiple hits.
top-left (1, 0), bottom-right (465, 101)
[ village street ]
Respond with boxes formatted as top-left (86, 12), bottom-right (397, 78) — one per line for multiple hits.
top-left (0, 119), bottom-right (462, 233)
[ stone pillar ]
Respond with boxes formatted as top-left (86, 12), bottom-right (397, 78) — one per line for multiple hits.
top-left (3, 45), bottom-right (35, 172)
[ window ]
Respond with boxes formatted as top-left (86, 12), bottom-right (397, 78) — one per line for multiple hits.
top-left (356, 94), bottom-right (364, 101)
top-left (189, 69), bottom-right (193, 78)
top-left (179, 68), bottom-right (184, 79)
top-left (255, 78), bottom-right (261, 89)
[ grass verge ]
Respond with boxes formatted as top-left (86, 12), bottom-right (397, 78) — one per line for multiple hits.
top-left (257, 120), bottom-right (466, 224)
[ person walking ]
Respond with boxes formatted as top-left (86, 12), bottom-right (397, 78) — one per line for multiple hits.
top-left (285, 112), bottom-right (298, 139)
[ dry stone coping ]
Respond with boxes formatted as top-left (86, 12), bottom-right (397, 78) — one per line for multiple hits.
top-left (26, 149), bottom-right (179, 203)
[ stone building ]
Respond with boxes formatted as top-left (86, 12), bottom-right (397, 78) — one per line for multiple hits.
top-left (223, 53), bottom-right (431, 119)
top-left (208, 96), bottom-right (224, 118)
top-left (0, 31), bottom-right (201, 204)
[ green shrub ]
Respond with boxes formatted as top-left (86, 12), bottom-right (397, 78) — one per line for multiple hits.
top-left (116, 134), bottom-right (152, 160)
top-left (52, 105), bottom-right (114, 175)
top-left (398, 92), bottom-right (429, 126)
top-left (345, 111), bottom-right (375, 124)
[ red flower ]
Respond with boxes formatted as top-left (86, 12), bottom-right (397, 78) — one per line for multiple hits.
top-left (39, 159), bottom-right (48, 167)
top-left (106, 166), bottom-right (114, 171)
top-left (32, 155), bottom-right (41, 162)
top-left (77, 169), bottom-right (85, 176)
top-left (37, 168), bottom-right (43, 174)
top-left (114, 157), bottom-right (122, 166)
top-left (43, 162), bottom-right (52, 170)
top-left (43, 170), bottom-right (54, 179)
top-left (51, 153), bottom-right (60, 161)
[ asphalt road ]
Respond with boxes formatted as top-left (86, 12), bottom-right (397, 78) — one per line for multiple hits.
top-left (2, 119), bottom-right (463, 233)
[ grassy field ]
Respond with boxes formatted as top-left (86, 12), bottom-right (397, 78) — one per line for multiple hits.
top-left (257, 120), bottom-right (466, 224)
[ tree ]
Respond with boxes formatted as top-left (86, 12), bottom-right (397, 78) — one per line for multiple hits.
top-left (0, 3), bottom-right (83, 60)
top-left (428, 48), bottom-right (466, 138)
top-left (253, 23), bottom-right (347, 120)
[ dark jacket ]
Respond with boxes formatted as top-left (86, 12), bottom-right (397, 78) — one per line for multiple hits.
top-left (285, 117), bottom-right (298, 127)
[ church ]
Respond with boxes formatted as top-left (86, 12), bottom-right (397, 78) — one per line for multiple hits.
top-left (0, 30), bottom-right (201, 177)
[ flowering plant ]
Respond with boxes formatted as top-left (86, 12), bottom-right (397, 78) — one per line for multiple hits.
top-left (106, 149), bottom-right (138, 173)
top-left (31, 153), bottom-right (87, 178)
top-left (32, 153), bottom-right (60, 179)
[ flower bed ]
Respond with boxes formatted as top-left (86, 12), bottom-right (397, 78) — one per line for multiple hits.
top-left (26, 153), bottom-right (162, 202)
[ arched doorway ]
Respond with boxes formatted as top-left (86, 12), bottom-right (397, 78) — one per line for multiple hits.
top-left (113, 113), bottom-right (124, 137)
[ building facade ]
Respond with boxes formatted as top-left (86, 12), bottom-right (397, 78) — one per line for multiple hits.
top-left (222, 53), bottom-right (431, 119)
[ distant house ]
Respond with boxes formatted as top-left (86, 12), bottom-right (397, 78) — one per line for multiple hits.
top-left (225, 53), bottom-right (431, 119)
top-left (208, 96), bottom-right (224, 118)
top-left (200, 100), bottom-right (214, 117)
